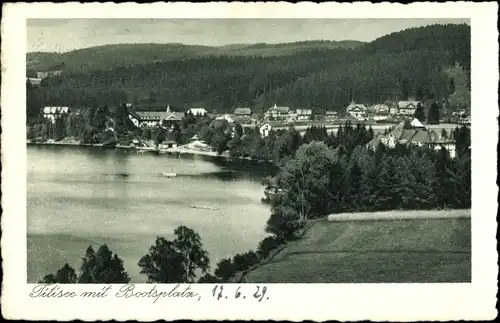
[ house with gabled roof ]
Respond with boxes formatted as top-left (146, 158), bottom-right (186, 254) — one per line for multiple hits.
top-left (397, 100), bottom-right (421, 116)
top-left (27, 77), bottom-right (42, 86)
top-left (128, 105), bottom-right (184, 129)
top-left (346, 102), bottom-right (367, 119)
top-left (372, 104), bottom-right (390, 121)
top-left (295, 109), bottom-right (313, 121)
top-left (366, 118), bottom-right (456, 157)
top-left (265, 104), bottom-right (291, 121)
top-left (234, 107), bottom-right (252, 116)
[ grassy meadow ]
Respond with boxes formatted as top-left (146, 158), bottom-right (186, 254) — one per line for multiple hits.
top-left (242, 210), bottom-right (471, 283)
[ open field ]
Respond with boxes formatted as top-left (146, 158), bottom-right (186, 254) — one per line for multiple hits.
top-left (242, 209), bottom-right (471, 283)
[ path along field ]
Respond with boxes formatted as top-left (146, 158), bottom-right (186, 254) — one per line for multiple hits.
top-left (242, 209), bottom-right (471, 283)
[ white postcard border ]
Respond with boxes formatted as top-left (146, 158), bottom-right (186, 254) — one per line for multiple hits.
top-left (1, 2), bottom-right (498, 321)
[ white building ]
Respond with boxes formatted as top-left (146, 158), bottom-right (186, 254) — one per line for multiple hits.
top-left (367, 119), bottom-right (457, 158)
top-left (397, 100), bottom-right (421, 115)
top-left (215, 114), bottom-right (235, 123)
top-left (27, 77), bottom-right (42, 86)
top-left (36, 70), bottom-right (62, 79)
top-left (295, 109), bottom-right (313, 121)
top-left (324, 111), bottom-right (338, 121)
top-left (372, 104), bottom-right (390, 121)
top-left (372, 104), bottom-right (390, 114)
top-left (42, 106), bottom-right (70, 123)
top-left (234, 107), bottom-right (252, 116)
top-left (346, 102), bottom-right (367, 119)
top-left (260, 124), bottom-right (272, 137)
top-left (188, 108), bottom-right (208, 116)
top-left (265, 104), bottom-right (291, 121)
top-left (128, 105), bottom-right (184, 129)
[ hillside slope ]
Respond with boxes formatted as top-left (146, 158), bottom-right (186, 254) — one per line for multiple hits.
top-left (242, 210), bottom-right (471, 283)
top-left (27, 40), bottom-right (364, 74)
top-left (27, 24), bottom-right (470, 117)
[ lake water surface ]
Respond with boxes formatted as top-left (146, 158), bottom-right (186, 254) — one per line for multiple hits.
top-left (27, 145), bottom-right (275, 282)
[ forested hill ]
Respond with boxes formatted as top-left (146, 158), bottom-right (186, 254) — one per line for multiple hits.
top-left (27, 23), bottom-right (470, 117)
top-left (26, 40), bottom-right (364, 74)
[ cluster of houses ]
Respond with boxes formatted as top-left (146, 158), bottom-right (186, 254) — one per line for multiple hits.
top-left (346, 100), bottom-right (424, 121)
top-left (263, 104), bottom-right (314, 122)
top-left (36, 70), bottom-right (62, 79)
top-left (41, 106), bottom-right (71, 123)
top-left (39, 99), bottom-right (469, 150)
top-left (39, 102), bottom-right (465, 159)
top-left (367, 118), bottom-right (457, 158)
top-left (27, 70), bottom-right (63, 87)
top-left (260, 100), bottom-right (443, 123)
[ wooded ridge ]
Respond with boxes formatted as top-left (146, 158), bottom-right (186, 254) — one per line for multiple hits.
top-left (27, 24), bottom-right (470, 117)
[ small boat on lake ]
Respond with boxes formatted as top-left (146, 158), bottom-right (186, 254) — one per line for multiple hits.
top-left (161, 167), bottom-right (177, 177)
top-left (188, 205), bottom-right (219, 211)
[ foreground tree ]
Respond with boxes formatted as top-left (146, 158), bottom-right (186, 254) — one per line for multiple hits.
top-left (214, 258), bottom-right (237, 282)
top-left (256, 236), bottom-right (285, 259)
top-left (427, 101), bottom-right (441, 124)
top-left (413, 103), bottom-right (426, 122)
top-left (197, 273), bottom-right (220, 283)
top-left (232, 250), bottom-right (260, 271)
top-left (78, 245), bottom-right (130, 283)
top-left (41, 263), bottom-right (78, 284)
top-left (40, 245), bottom-right (129, 284)
top-left (138, 226), bottom-right (210, 283)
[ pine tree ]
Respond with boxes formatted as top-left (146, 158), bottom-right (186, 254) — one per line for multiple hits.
top-left (41, 263), bottom-right (77, 284)
top-left (427, 101), bottom-right (441, 124)
top-left (414, 103), bottom-right (426, 122)
top-left (78, 245), bottom-right (129, 283)
top-left (448, 77), bottom-right (456, 94)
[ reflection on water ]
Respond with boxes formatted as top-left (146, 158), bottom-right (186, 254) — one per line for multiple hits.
top-left (27, 145), bottom-right (275, 282)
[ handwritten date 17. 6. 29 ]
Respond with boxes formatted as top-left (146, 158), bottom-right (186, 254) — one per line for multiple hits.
top-left (211, 285), bottom-right (269, 302)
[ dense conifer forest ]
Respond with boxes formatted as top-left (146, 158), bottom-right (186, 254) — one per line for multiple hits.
top-left (27, 24), bottom-right (470, 120)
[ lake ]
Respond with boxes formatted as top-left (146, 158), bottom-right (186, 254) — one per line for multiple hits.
top-left (27, 145), bottom-right (275, 283)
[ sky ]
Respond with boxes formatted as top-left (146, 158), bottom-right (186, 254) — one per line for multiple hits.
top-left (27, 18), bottom-right (470, 53)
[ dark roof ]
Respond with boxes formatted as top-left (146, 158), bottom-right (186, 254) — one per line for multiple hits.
top-left (347, 103), bottom-right (367, 111)
top-left (128, 109), bottom-right (141, 120)
top-left (130, 110), bottom-right (184, 121)
top-left (135, 111), bottom-right (167, 120)
top-left (399, 129), bottom-right (418, 142)
top-left (408, 130), bottom-right (429, 144)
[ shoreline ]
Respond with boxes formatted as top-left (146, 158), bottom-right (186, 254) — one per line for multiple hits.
top-left (27, 140), bottom-right (274, 164)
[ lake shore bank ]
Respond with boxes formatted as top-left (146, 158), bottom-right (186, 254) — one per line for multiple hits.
top-left (26, 140), bottom-right (274, 164)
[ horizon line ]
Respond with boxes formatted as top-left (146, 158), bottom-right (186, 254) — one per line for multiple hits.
top-left (26, 39), bottom-right (364, 55)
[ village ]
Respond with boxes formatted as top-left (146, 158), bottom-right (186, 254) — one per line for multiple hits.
top-left (36, 96), bottom-right (470, 159)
